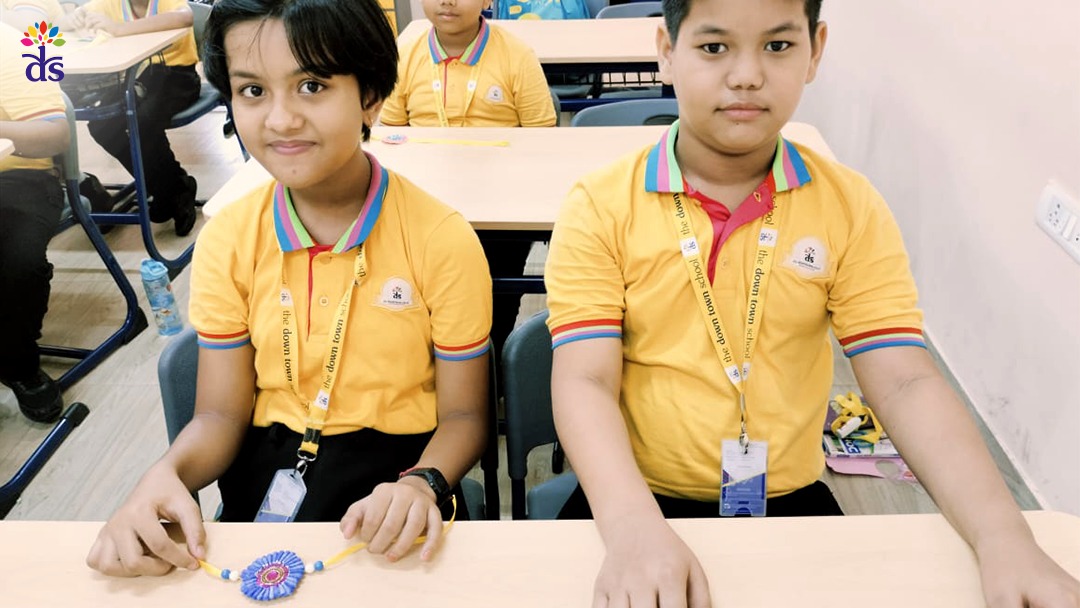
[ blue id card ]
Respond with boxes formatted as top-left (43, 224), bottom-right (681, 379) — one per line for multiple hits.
top-left (720, 440), bottom-right (767, 517)
top-left (254, 468), bottom-right (307, 522)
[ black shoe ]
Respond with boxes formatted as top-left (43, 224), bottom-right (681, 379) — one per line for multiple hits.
top-left (80, 172), bottom-right (113, 213)
top-left (1, 369), bottom-right (63, 424)
top-left (148, 194), bottom-right (175, 224)
top-left (173, 175), bottom-right (198, 237)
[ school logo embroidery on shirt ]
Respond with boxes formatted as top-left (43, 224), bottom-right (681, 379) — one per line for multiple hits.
top-left (375, 277), bottom-right (415, 310)
top-left (784, 236), bottom-right (828, 277)
top-left (485, 85), bottom-right (504, 103)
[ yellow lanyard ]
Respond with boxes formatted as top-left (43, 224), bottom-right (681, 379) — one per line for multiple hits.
top-left (668, 191), bottom-right (781, 445)
top-left (280, 245), bottom-right (367, 469)
top-left (430, 60), bottom-right (481, 128)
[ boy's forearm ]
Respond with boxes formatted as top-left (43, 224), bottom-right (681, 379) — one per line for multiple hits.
top-left (413, 412), bottom-right (487, 486)
top-left (0, 120), bottom-right (69, 158)
top-left (553, 375), bottom-right (663, 540)
top-left (112, 11), bottom-right (193, 36)
top-left (858, 356), bottom-right (1032, 553)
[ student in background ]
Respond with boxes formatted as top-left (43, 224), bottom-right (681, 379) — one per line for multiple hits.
top-left (381, 0), bottom-right (557, 357)
top-left (86, 0), bottom-right (491, 577)
top-left (0, 21), bottom-right (70, 423)
top-left (543, 0), bottom-right (1080, 605)
top-left (62, 0), bottom-right (200, 236)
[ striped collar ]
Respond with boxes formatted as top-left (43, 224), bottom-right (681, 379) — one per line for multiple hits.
top-left (121, 0), bottom-right (159, 21)
top-left (428, 17), bottom-right (490, 65)
top-left (644, 120), bottom-right (812, 194)
top-left (273, 153), bottom-right (389, 254)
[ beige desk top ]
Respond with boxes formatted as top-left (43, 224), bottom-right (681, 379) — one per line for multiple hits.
top-left (2, 511), bottom-right (1076, 607)
top-left (0, 138), bottom-right (13, 160)
top-left (62, 28), bottom-right (186, 75)
top-left (203, 123), bottom-right (834, 231)
top-left (398, 17), bottom-right (663, 64)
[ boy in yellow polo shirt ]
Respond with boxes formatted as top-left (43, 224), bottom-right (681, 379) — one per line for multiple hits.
top-left (62, 0), bottom-right (201, 236)
top-left (381, 0), bottom-right (557, 356)
top-left (545, 0), bottom-right (1079, 605)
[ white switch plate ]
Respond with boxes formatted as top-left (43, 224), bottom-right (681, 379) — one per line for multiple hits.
top-left (1035, 181), bottom-right (1080, 264)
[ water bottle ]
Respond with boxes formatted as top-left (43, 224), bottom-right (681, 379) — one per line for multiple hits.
top-left (140, 259), bottom-right (184, 336)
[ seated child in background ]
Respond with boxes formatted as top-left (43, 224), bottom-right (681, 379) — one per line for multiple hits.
top-left (543, 0), bottom-right (1080, 605)
top-left (86, 0), bottom-right (492, 577)
top-left (380, 0), bottom-right (558, 357)
top-left (62, 0), bottom-right (201, 236)
top-left (0, 21), bottom-right (70, 423)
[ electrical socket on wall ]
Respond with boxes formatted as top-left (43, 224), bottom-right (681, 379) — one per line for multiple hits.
top-left (1035, 181), bottom-right (1080, 264)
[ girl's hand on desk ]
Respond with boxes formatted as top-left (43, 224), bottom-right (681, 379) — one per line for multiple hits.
top-left (339, 479), bottom-right (443, 563)
top-left (976, 534), bottom-right (1080, 607)
top-left (595, 513), bottom-right (712, 608)
top-left (85, 463), bottom-right (205, 577)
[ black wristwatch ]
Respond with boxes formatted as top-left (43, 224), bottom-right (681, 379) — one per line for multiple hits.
top-left (399, 467), bottom-right (452, 506)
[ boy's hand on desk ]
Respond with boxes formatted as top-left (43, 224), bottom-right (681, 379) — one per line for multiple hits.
top-left (595, 514), bottom-right (712, 608)
top-left (339, 479), bottom-right (443, 563)
top-left (85, 463), bottom-right (205, 577)
top-left (82, 13), bottom-right (123, 37)
top-left (977, 534), bottom-right (1080, 608)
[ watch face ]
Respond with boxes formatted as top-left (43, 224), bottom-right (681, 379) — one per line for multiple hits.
top-left (408, 468), bottom-right (451, 504)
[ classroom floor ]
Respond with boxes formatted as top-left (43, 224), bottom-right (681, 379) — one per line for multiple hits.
top-left (0, 107), bottom-right (1039, 522)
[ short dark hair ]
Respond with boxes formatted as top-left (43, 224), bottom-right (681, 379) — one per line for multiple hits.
top-left (203, 0), bottom-right (398, 141)
top-left (661, 0), bottom-right (822, 44)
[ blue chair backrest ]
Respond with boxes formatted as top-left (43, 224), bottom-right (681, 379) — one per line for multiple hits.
top-left (158, 328), bottom-right (199, 444)
top-left (596, 1), bottom-right (661, 18)
top-left (570, 98), bottom-right (679, 127)
top-left (585, 0), bottom-right (608, 18)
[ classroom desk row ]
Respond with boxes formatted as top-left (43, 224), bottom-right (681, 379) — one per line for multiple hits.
top-left (203, 122), bottom-right (836, 227)
top-left (3, 511), bottom-right (1077, 606)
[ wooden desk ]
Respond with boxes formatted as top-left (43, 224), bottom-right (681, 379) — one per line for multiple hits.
top-left (399, 17), bottom-right (662, 69)
top-left (62, 29), bottom-right (186, 75)
top-left (2, 511), bottom-right (1076, 606)
top-left (203, 122), bottom-right (835, 230)
top-left (0, 138), bottom-right (13, 160)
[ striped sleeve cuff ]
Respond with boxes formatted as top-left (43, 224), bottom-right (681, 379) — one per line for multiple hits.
top-left (839, 327), bottom-right (926, 358)
top-left (550, 319), bottom-right (622, 349)
top-left (434, 336), bottom-right (491, 361)
top-left (16, 108), bottom-right (66, 122)
top-left (196, 330), bottom-right (251, 350)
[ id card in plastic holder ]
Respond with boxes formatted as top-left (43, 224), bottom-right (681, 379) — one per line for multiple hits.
top-left (720, 439), bottom-right (767, 517)
top-left (254, 468), bottom-right (307, 523)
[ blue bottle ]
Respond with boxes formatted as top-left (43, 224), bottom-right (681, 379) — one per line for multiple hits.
top-left (140, 259), bottom-right (183, 336)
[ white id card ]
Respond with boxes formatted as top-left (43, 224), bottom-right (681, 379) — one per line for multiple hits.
top-left (254, 468), bottom-right (307, 522)
top-left (720, 440), bottom-right (768, 517)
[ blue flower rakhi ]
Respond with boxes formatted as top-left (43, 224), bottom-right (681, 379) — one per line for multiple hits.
top-left (198, 497), bottom-right (456, 601)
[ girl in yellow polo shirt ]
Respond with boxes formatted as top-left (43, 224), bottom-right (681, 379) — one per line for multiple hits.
top-left (86, 0), bottom-right (492, 578)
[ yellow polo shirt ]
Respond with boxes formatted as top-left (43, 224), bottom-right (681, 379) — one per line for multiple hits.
top-left (380, 17), bottom-right (556, 127)
top-left (0, 22), bottom-right (65, 172)
top-left (190, 154), bottom-right (493, 436)
top-left (81, 0), bottom-right (197, 66)
top-left (545, 121), bottom-right (925, 500)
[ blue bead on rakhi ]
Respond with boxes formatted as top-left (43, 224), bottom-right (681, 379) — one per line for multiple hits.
top-left (197, 496), bottom-right (456, 601)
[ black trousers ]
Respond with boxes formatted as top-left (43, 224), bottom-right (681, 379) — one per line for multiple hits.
top-left (218, 423), bottom-right (469, 522)
top-left (559, 480), bottom-right (844, 519)
top-left (86, 63), bottom-right (200, 209)
top-left (0, 169), bottom-right (64, 381)
top-left (481, 238), bottom-right (533, 359)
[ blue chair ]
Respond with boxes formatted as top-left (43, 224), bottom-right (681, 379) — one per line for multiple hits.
top-left (167, 2), bottom-right (224, 130)
top-left (585, 0), bottom-right (608, 18)
top-left (158, 329), bottom-right (486, 517)
top-left (41, 92), bottom-right (149, 390)
top-left (570, 98), bottom-right (678, 127)
top-left (503, 311), bottom-right (577, 520)
top-left (595, 1), bottom-right (662, 18)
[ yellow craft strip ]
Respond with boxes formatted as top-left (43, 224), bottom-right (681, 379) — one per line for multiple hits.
top-left (391, 137), bottom-right (509, 147)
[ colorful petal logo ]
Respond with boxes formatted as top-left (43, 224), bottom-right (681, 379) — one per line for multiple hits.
top-left (21, 21), bottom-right (66, 47)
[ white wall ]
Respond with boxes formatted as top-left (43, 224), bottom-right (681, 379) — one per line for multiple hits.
top-left (795, 1), bottom-right (1080, 513)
